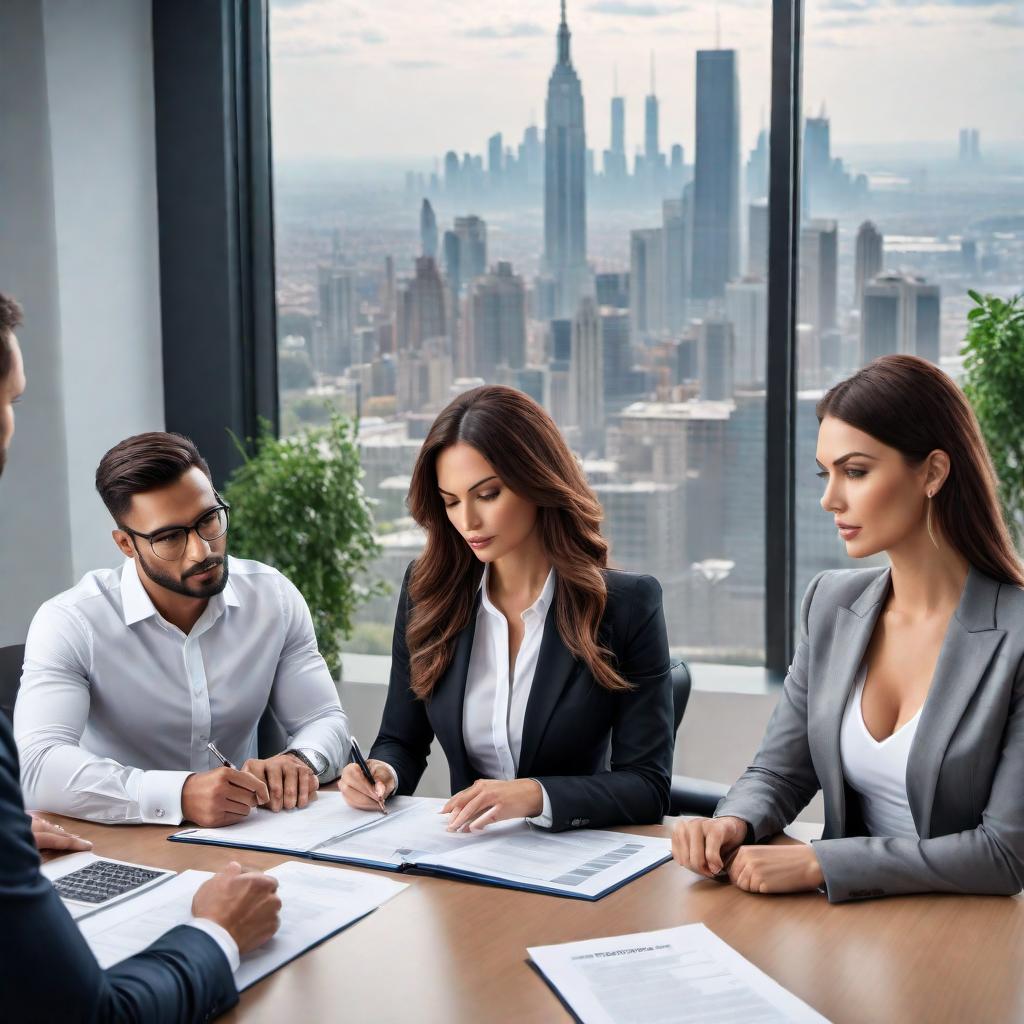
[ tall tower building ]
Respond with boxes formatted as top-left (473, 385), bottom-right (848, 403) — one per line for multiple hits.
top-left (698, 317), bottom-right (736, 401)
top-left (468, 262), bottom-right (527, 381)
top-left (662, 198), bottom-right (689, 333)
top-left (644, 54), bottom-right (660, 169)
top-left (605, 92), bottom-right (627, 182)
top-left (570, 296), bottom-right (605, 455)
top-left (798, 219), bottom-right (838, 338)
top-left (862, 273), bottom-right (940, 365)
top-left (855, 220), bottom-right (883, 309)
top-left (420, 199), bottom-right (438, 259)
top-left (544, 1), bottom-right (588, 317)
top-left (453, 216), bottom-right (488, 285)
top-left (630, 227), bottom-right (664, 344)
top-left (397, 257), bottom-right (447, 351)
top-left (316, 266), bottom-right (355, 374)
top-left (488, 132), bottom-right (503, 182)
top-left (692, 49), bottom-right (740, 303)
top-left (748, 200), bottom-right (769, 279)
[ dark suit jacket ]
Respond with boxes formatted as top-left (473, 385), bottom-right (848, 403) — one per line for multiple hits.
top-left (0, 713), bottom-right (238, 1023)
top-left (717, 566), bottom-right (1024, 902)
top-left (370, 566), bottom-right (674, 832)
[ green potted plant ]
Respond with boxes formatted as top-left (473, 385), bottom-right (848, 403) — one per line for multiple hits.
top-left (962, 290), bottom-right (1024, 544)
top-left (223, 414), bottom-right (386, 677)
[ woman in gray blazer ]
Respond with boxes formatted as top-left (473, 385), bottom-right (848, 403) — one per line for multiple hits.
top-left (674, 355), bottom-right (1024, 902)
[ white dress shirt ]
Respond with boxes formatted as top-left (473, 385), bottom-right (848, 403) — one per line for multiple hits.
top-left (15, 556), bottom-right (350, 825)
top-left (839, 663), bottom-right (921, 839)
top-left (187, 917), bottom-right (241, 972)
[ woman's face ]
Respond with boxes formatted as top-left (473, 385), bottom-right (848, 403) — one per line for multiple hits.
top-left (816, 415), bottom-right (934, 558)
top-left (435, 442), bottom-right (539, 564)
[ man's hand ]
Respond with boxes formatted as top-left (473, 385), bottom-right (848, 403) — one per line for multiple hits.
top-left (442, 779), bottom-right (544, 832)
top-left (337, 759), bottom-right (395, 811)
top-left (191, 861), bottom-right (282, 954)
top-left (181, 767), bottom-right (270, 828)
top-left (241, 754), bottom-right (319, 812)
top-left (29, 813), bottom-right (92, 853)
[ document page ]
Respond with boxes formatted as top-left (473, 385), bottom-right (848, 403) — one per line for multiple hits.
top-left (529, 923), bottom-right (829, 1023)
top-left (79, 862), bottom-right (408, 989)
top-left (172, 791), bottom-right (419, 854)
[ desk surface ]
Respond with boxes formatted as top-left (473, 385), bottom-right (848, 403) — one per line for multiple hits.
top-left (46, 814), bottom-right (1024, 1023)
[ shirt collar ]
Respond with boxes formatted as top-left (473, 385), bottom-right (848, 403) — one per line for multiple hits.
top-left (120, 555), bottom-right (240, 627)
top-left (479, 564), bottom-right (557, 622)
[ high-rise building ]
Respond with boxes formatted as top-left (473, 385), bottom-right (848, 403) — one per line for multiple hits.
top-left (644, 54), bottom-right (660, 172)
top-left (442, 230), bottom-right (461, 297)
top-left (543, 1), bottom-right (588, 317)
top-left (453, 216), bottom-right (487, 285)
top-left (692, 49), bottom-right (740, 303)
top-left (958, 127), bottom-right (981, 163)
top-left (854, 220), bottom-right (883, 310)
top-left (746, 128), bottom-right (769, 201)
top-left (748, 200), bottom-right (769, 278)
top-left (397, 257), bottom-right (447, 351)
top-left (468, 261), bottom-right (527, 380)
top-left (630, 227), bottom-right (664, 344)
top-left (803, 114), bottom-right (830, 213)
top-left (662, 199), bottom-right (689, 332)
top-left (799, 220), bottom-right (838, 340)
top-left (570, 296), bottom-right (604, 455)
top-left (420, 199), bottom-right (438, 259)
top-left (605, 93), bottom-right (627, 182)
top-left (600, 310), bottom-right (633, 406)
top-left (595, 272), bottom-right (629, 310)
top-left (520, 124), bottom-right (543, 190)
top-left (725, 277), bottom-right (767, 387)
top-left (444, 150), bottom-right (460, 193)
top-left (861, 273), bottom-right (941, 365)
top-left (698, 318), bottom-right (735, 401)
top-left (488, 132), bottom-right (503, 182)
top-left (316, 265), bottom-right (356, 374)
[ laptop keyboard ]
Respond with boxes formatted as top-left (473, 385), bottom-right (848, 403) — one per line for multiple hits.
top-left (53, 860), bottom-right (167, 904)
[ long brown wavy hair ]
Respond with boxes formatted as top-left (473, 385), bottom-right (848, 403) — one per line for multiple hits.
top-left (817, 354), bottom-right (1024, 586)
top-left (405, 385), bottom-right (630, 699)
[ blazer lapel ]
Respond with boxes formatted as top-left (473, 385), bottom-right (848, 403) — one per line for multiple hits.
top-left (817, 568), bottom-right (890, 837)
top-left (428, 593), bottom-right (481, 786)
top-left (908, 567), bottom-right (1006, 837)
top-left (517, 604), bottom-right (579, 778)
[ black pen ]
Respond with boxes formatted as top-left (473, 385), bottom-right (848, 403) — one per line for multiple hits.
top-left (350, 737), bottom-right (388, 815)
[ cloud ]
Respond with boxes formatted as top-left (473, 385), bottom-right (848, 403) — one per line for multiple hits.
top-left (393, 59), bottom-right (442, 69)
top-left (361, 30), bottom-right (385, 44)
top-left (989, 5), bottom-right (1024, 23)
top-left (461, 22), bottom-right (546, 38)
top-left (272, 39), bottom-right (354, 58)
top-left (587, 0), bottom-right (688, 13)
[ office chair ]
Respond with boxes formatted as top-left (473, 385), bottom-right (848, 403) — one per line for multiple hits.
top-left (0, 644), bottom-right (24, 723)
top-left (669, 660), bottom-right (730, 817)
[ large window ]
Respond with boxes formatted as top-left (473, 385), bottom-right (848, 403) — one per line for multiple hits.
top-left (268, 0), bottom-right (773, 666)
top-left (793, 0), bottom-right (1024, 605)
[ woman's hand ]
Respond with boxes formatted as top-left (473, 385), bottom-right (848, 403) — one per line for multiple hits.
top-left (30, 813), bottom-right (92, 853)
top-left (672, 815), bottom-right (747, 877)
top-left (442, 779), bottom-right (544, 832)
top-left (337, 759), bottom-right (396, 810)
top-left (728, 843), bottom-right (824, 894)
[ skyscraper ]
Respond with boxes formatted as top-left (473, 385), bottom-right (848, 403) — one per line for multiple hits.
top-left (630, 227), bottom-right (664, 344)
top-left (453, 215), bottom-right (488, 285)
top-left (861, 273), bottom-right (941, 365)
top-left (544, 1), bottom-right (588, 317)
top-left (748, 200), bottom-right (769, 279)
top-left (468, 261), bottom-right (527, 380)
top-left (662, 199), bottom-right (689, 333)
top-left (444, 150), bottom-right (460, 193)
top-left (605, 93), bottom-right (627, 182)
top-left (699, 318), bottom-right (736, 401)
top-left (799, 219), bottom-right (838, 339)
top-left (692, 49), bottom-right (740, 304)
top-left (397, 257), bottom-right (447, 351)
top-left (488, 132), bottom-right (503, 182)
top-left (570, 296), bottom-right (604, 455)
top-left (420, 199), bottom-right (438, 259)
top-left (725, 277), bottom-right (767, 387)
top-left (316, 265), bottom-right (355, 374)
top-left (855, 220), bottom-right (883, 310)
top-left (746, 128), bottom-right (769, 201)
top-left (644, 54), bottom-right (660, 171)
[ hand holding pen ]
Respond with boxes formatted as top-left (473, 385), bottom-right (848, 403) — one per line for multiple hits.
top-left (336, 737), bottom-right (393, 815)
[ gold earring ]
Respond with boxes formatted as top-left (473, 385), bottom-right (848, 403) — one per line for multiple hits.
top-left (926, 492), bottom-right (939, 549)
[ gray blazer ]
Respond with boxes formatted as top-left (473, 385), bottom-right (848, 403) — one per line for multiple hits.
top-left (716, 566), bottom-right (1024, 902)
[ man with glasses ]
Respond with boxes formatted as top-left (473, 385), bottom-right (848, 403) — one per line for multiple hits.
top-left (14, 431), bottom-right (352, 827)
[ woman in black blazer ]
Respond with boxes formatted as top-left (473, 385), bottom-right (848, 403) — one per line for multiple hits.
top-left (338, 385), bottom-right (674, 833)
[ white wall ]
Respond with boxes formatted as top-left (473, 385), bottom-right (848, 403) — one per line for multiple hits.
top-left (0, 0), bottom-right (164, 644)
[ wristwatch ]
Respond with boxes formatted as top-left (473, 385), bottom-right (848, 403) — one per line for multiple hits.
top-left (286, 748), bottom-right (330, 780)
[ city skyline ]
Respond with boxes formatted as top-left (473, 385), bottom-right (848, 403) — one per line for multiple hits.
top-left (269, 0), bottom-right (1024, 162)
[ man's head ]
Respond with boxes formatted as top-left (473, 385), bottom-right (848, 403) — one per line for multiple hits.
top-left (0, 292), bottom-right (26, 479)
top-left (96, 432), bottom-right (230, 600)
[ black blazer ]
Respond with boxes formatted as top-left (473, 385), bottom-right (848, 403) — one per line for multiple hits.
top-left (370, 565), bottom-right (674, 832)
top-left (0, 713), bottom-right (238, 1023)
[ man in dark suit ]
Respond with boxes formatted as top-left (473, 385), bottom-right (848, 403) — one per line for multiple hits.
top-left (0, 290), bottom-right (282, 1021)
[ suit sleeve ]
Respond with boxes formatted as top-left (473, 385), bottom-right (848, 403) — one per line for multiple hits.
top-left (714, 571), bottom-right (830, 841)
top-left (0, 717), bottom-right (238, 1024)
top-left (812, 656), bottom-right (1024, 903)
top-left (534, 574), bottom-right (675, 831)
top-left (369, 564), bottom-right (436, 795)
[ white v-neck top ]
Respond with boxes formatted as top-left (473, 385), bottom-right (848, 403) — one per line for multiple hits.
top-left (839, 663), bottom-right (922, 839)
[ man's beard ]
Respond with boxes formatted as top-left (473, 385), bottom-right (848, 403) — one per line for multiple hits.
top-left (135, 548), bottom-right (229, 600)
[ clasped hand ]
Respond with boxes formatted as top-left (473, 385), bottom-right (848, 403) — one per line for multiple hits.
top-left (672, 816), bottom-right (824, 894)
top-left (442, 778), bottom-right (543, 832)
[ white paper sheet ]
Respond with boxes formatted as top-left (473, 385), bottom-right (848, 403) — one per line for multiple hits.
top-left (529, 923), bottom-right (830, 1023)
top-left (79, 861), bottom-right (407, 989)
top-left (41, 852), bottom-right (175, 920)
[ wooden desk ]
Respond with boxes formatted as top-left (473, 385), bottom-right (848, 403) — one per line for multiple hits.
top-left (45, 815), bottom-right (1024, 1023)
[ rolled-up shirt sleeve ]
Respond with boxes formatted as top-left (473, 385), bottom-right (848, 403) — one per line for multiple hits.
top-left (268, 574), bottom-right (351, 780)
top-left (15, 601), bottom-right (190, 824)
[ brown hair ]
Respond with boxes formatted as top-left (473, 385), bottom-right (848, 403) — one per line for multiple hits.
top-left (817, 354), bottom-right (1024, 586)
top-left (0, 292), bottom-right (24, 382)
top-left (405, 385), bottom-right (629, 699)
top-left (96, 431), bottom-right (212, 523)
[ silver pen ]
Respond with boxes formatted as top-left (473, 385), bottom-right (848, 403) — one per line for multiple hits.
top-left (207, 741), bottom-right (238, 770)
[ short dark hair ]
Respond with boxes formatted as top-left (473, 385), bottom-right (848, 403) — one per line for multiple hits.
top-left (0, 292), bottom-right (24, 382)
top-left (95, 431), bottom-right (213, 522)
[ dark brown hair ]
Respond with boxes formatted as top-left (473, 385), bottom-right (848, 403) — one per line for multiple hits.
top-left (817, 354), bottom-right (1024, 586)
top-left (0, 292), bottom-right (24, 382)
top-left (405, 385), bottom-right (629, 699)
top-left (96, 431), bottom-right (212, 523)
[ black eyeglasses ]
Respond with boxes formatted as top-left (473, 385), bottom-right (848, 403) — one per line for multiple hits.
top-left (121, 502), bottom-right (231, 561)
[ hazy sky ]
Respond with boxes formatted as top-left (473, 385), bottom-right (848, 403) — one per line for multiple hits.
top-left (269, 0), bottom-right (1024, 163)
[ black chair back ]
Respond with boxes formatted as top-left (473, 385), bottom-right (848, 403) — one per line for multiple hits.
top-left (670, 660), bottom-right (691, 735)
top-left (0, 644), bottom-right (25, 722)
